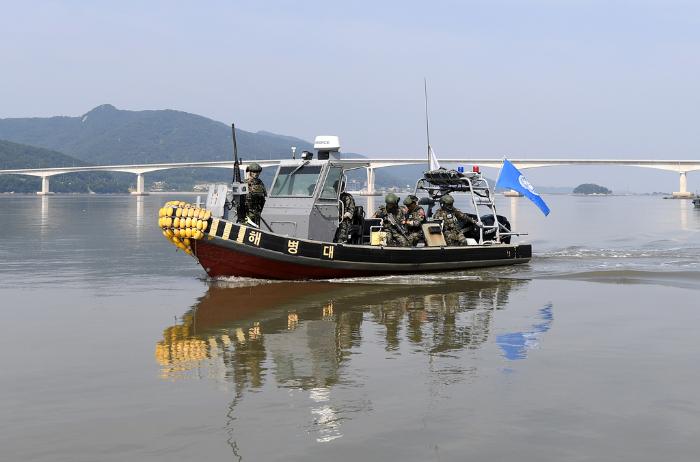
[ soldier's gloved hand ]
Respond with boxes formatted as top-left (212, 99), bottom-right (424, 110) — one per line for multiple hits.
top-left (343, 212), bottom-right (353, 220)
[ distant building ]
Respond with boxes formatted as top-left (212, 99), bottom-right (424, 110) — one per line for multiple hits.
top-left (151, 181), bottom-right (167, 192)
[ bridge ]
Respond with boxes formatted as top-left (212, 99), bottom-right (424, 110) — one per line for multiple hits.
top-left (1, 158), bottom-right (699, 197)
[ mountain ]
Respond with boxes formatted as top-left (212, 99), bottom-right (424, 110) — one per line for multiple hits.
top-left (0, 104), bottom-right (314, 165)
top-left (0, 104), bottom-right (327, 191)
top-left (0, 139), bottom-right (131, 193)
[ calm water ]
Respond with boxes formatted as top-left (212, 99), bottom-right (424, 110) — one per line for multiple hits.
top-left (1, 194), bottom-right (699, 461)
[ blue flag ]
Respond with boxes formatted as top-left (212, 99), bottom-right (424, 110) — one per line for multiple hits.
top-left (496, 159), bottom-right (550, 216)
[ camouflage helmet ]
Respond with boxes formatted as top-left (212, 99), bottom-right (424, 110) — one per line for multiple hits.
top-left (403, 194), bottom-right (418, 206)
top-left (246, 162), bottom-right (262, 173)
top-left (440, 194), bottom-right (454, 206)
top-left (385, 193), bottom-right (400, 205)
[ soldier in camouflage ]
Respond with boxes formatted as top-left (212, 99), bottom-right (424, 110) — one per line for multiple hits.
top-left (373, 193), bottom-right (410, 247)
top-left (433, 194), bottom-right (480, 246)
top-left (245, 163), bottom-right (267, 227)
top-left (401, 194), bottom-right (426, 246)
top-left (336, 180), bottom-right (356, 243)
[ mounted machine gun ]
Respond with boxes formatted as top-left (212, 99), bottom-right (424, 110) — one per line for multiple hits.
top-left (226, 123), bottom-right (248, 223)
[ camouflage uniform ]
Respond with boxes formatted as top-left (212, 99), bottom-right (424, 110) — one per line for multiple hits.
top-left (336, 191), bottom-right (356, 243)
top-left (433, 206), bottom-right (478, 246)
top-left (401, 205), bottom-right (426, 246)
top-left (373, 205), bottom-right (410, 247)
top-left (245, 176), bottom-right (267, 226)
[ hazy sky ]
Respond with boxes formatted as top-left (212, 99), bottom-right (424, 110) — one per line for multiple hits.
top-left (2, 0), bottom-right (699, 191)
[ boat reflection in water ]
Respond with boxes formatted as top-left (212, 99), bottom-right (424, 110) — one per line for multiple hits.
top-left (155, 278), bottom-right (551, 453)
top-left (155, 279), bottom-right (528, 379)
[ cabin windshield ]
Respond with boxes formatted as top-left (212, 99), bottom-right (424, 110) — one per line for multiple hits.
top-left (270, 164), bottom-right (322, 197)
top-left (319, 166), bottom-right (343, 200)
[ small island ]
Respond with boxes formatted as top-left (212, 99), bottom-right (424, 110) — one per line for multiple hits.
top-left (573, 183), bottom-right (612, 195)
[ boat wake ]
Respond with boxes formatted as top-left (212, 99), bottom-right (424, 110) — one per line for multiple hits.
top-left (207, 275), bottom-right (289, 288)
top-left (326, 273), bottom-right (485, 285)
top-left (540, 269), bottom-right (700, 290)
top-left (538, 245), bottom-right (700, 261)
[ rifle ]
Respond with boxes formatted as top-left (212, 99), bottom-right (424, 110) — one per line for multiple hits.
top-left (386, 212), bottom-right (410, 241)
top-left (229, 124), bottom-right (248, 223)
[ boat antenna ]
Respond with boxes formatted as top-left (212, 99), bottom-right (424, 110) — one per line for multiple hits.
top-left (425, 78), bottom-right (431, 166)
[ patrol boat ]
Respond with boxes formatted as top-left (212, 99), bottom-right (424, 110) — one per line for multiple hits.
top-left (156, 135), bottom-right (531, 279)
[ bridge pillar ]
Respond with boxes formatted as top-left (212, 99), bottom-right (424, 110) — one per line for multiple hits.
top-left (131, 173), bottom-right (148, 196)
top-left (362, 167), bottom-right (380, 196)
top-left (366, 167), bottom-right (374, 196)
top-left (37, 176), bottom-right (53, 195)
top-left (367, 167), bottom-right (374, 194)
top-left (673, 171), bottom-right (693, 198)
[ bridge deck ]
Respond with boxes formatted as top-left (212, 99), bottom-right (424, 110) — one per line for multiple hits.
top-left (2, 158), bottom-right (698, 196)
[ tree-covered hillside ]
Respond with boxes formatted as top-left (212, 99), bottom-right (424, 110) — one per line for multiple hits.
top-left (0, 104), bottom-right (314, 165)
top-left (0, 138), bottom-right (87, 169)
top-left (0, 139), bottom-right (131, 193)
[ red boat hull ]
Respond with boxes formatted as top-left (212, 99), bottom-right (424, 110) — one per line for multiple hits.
top-left (195, 239), bottom-right (389, 279)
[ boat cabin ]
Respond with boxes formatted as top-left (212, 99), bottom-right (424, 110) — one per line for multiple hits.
top-left (262, 157), bottom-right (346, 241)
top-left (256, 135), bottom-right (358, 242)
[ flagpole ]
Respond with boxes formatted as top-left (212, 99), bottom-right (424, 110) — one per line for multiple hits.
top-left (424, 78), bottom-right (431, 167)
